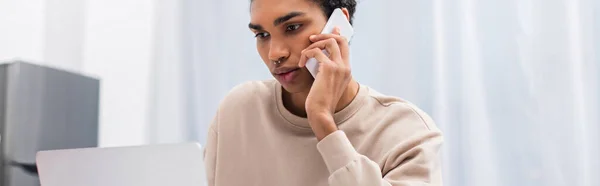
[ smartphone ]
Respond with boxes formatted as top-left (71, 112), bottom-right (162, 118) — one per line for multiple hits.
top-left (305, 8), bottom-right (355, 78)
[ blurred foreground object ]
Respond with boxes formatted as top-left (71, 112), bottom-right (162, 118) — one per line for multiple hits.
top-left (0, 61), bottom-right (99, 186)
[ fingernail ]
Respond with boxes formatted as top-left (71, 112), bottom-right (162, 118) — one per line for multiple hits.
top-left (309, 35), bottom-right (316, 39)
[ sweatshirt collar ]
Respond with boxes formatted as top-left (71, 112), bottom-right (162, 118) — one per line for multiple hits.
top-left (275, 81), bottom-right (368, 130)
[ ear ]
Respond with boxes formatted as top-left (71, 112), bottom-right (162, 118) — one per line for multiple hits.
top-left (341, 8), bottom-right (350, 21)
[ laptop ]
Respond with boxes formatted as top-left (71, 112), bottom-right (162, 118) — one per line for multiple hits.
top-left (36, 143), bottom-right (207, 186)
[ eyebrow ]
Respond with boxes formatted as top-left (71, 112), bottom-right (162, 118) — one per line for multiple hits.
top-left (273, 11), bottom-right (305, 26)
top-left (248, 23), bottom-right (263, 30)
top-left (248, 11), bottom-right (306, 30)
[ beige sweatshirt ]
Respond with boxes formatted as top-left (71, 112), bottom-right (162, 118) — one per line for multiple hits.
top-left (204, 79), bottom-right (443, 186)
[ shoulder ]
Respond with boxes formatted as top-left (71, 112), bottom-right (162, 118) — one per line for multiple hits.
top-left (363, 86), bottom-right (440, 132)
top-left (220, 80), bottom-right (277, 107)
top-left (218, 79), bottom-right (277, 110)
top-left (210, 79), bottom-right (277, 131)
top-left (355, 86), bottom-right (443, 168)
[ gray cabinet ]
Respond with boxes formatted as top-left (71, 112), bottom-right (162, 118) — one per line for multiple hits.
top-left (0, 61), bottom-right (99, 186)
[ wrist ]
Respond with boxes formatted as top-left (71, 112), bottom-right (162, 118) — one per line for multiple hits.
top-left (307, 112), bottom-right (338, 141)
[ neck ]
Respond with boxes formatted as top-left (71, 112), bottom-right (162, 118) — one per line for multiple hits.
top-left (282, 79), bottom-right (360, 117)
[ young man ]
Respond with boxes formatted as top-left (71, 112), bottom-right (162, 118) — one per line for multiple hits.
top-left (203, 0), bottom-right (444, 185)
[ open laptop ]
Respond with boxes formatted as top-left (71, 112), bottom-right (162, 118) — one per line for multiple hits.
top-left (36, 143), bottom-right (207, 186)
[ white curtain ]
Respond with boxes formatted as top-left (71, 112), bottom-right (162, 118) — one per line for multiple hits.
top-left (1, 0), bottom-right (598, 185)
top-left (352, 0), bottom-right (600, 185)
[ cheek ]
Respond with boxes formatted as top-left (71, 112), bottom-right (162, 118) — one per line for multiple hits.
top-left (256, 41), bottom-right (270, 63)
top-left (288, 33), bottom-right (313, 57)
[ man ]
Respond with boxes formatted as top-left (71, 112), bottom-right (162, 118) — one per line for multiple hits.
top-left (203, 0), bottom-right (443, 185)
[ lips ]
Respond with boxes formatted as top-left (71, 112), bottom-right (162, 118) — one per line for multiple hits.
top-left (274, 67), bottom-right (300, 83)
top-left (274, 67), bottom-right (299, 75)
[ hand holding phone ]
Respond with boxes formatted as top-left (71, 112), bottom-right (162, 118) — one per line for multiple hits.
top-left (304, 8), bottom-right (354, 78)
top-left (298, 8), bottom-right (357, 141)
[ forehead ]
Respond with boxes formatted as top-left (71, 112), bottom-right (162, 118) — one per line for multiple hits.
top-left (250, 0), bottom-right (322, 23)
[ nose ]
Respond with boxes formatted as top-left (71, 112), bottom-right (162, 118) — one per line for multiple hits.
top-left (268, 38), bottom-right (290, 64)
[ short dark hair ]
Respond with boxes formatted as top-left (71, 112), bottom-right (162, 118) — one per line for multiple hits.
top-left (251, 0), bottom-right (357, 25)
top-left (311, 0), bottom-right (357, 25)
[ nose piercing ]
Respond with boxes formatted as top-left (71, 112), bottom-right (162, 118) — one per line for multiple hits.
top-left (273, 60), bottom-right (281, 65)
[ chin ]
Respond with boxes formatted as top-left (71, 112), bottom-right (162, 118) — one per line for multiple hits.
top-left (279, 78), bottom-right (313, 94)
top-left (280, 82), bottom-right (307, 93)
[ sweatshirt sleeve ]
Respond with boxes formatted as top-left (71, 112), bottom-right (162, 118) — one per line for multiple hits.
top-left (203, 116), bottom-right (219, 186)
top-left (316, 130), bottom-right (443, 186)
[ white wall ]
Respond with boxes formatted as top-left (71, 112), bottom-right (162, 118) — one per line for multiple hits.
top-left (43, 0), bottom-right (86, 70)
top-left (82, 0), bottom-right (156, 147)
top-left (0, 0), bottom-right (85, 71)
top-left (0, 0), bottom-right (47, 64)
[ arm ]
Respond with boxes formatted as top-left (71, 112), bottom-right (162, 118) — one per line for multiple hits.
top-left (300, 26), bottom-right (444, 186)
top-left (317, 130), bottom-right (443, 186)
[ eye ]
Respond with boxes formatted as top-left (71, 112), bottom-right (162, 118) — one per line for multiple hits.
top-left (286, 24), bottom-right (302, 32)
top-left (254, 32), bottom-right (270, 39)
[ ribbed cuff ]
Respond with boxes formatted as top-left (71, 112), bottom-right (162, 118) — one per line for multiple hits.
top-left (316, 130), bottom-right (359, 173)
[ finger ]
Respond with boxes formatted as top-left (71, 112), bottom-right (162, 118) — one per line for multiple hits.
top-left (299, 49), bottom-right (308, 67)
top-left (303, 48), bottom-right (331, 65)
top-left (309, 33), bottom-right (346, 43)
top-left (332, 27), bottom-right (340, 35)
top-left (303, 38), bottom-right (341, 62)
top-left (309, 27), bottom-right (344, 43)
top-left (309, 33), bottom-right (348, 61)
